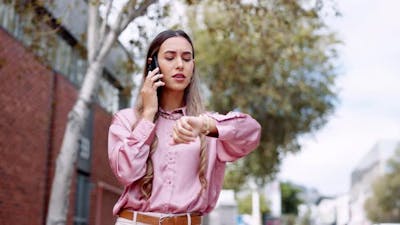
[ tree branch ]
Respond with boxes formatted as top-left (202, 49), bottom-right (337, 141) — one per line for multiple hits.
top-left (106, 0), bottom-right (128, 33)
top-left (88, 0), bottom-right (100, 63)
top-left (94, 0), bottom-right (156, 63)
top-left (98, 0), bottom-right (114, 49)
top-left (125, 0), bottom-right (138, 16)
top-left (119, 0), bottom-right (156, 32)
top-left (92, 0), bottom-right (126, 63)
top-left (96, 31), bottom-right (118, 64)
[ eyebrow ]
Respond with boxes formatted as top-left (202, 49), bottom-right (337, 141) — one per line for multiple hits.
top-left (163, 50), bottom-right (192, 55)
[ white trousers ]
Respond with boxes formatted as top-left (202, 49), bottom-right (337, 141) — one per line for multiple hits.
top-left (115, 217), bottom-right (149, 225)
top-left (114, 212), bottom-right (196, 225)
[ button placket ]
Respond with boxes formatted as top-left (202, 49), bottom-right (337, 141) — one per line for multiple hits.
top-left (165, 151), bottom-right (175, 187)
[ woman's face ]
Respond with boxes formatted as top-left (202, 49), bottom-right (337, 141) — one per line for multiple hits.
top-left (157, 36), bottom-right (194, 92)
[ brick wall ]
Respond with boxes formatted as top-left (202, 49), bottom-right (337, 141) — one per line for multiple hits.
top-left (0, 27), bottom-right (122, 225)
top-left (91, 104), bottom-right (123, 225)
top-left (51, 73), bottom-right (79, 225)
top-left (0, 27), bottom-right (53, 225)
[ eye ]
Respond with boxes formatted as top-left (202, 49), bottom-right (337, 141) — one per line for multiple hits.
top-left (165, 57), bottom-right (174, 61)
top-left (182, 52), bottom-right (193, 62)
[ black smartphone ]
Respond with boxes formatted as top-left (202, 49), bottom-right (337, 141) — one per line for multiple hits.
top-left (148, 55), bottom-right (160, 74)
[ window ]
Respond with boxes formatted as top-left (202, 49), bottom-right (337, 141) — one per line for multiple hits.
top-left (74, 108), bottom-right (93, 225)
top-left (74, 173), bottom-right (91, 225)
top-left (77, 107), bottom-right (93, 173)
top-left (1, 2), bottom-right (127, 114)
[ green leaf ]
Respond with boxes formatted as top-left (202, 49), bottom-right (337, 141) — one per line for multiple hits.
top-left (187, 0), bottom-right (340, 188)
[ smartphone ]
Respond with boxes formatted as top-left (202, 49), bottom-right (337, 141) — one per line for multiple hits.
top-left (148, 55), bottom-right (160, 74)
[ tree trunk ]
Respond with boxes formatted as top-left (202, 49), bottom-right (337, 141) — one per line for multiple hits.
top-left (46, 61), bottom-right (102, 225)
top-left (45, 1), bottom-right (155, 224)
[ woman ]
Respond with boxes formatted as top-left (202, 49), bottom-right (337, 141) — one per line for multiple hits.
top-left (108, 30), bottom-right (261, 225)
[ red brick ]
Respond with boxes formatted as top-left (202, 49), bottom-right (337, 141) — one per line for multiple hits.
top-left (0, 27), bottom-right (122, 225)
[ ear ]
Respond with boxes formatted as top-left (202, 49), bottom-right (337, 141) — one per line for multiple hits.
top-left (147, 57), bottom-right (152, 65)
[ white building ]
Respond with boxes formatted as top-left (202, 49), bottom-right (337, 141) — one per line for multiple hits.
top-left (298, 193), bottom-right (349, 225)
top-left (206, 189), bottom-right (238, 225)
top-left (315, 197), bottom-right (337, 225)
top-left (264, 179), bottom-right (282, 218)
top-left (348, 140), bottom-right (399, 225)
top-left (312, 194), bottom-right (350, 225)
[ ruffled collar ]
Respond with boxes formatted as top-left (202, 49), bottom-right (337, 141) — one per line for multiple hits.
top-left (158, 106), bottom-right (186, 120)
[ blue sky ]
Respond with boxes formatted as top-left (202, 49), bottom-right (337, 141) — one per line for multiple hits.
top-left (278, 0), bottom-right (400, 196)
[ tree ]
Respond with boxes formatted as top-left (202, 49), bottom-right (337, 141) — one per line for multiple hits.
top-left (45, 1), bottom-right (158, 225)
top-left (186, 0), bottom-right (340, 187)
top-left (281, 182), bottom-right (303, 215)
top-left (365, 146), bottom-right (400, 222)
top-left (237, 193), bottom-right (270, 215)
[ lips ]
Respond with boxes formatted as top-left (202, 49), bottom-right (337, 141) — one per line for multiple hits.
top-left (172, 73), bottom-right (186, 78)
top-left (172, 73), bottom-right (186, 82)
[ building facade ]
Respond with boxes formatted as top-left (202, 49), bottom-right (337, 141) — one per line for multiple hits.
top-left (206, 190), bottom-right (238, 225)
top-left (0, 2), bottom-right (133, 225)
top-left (348, 140), bottom-right (400, 225)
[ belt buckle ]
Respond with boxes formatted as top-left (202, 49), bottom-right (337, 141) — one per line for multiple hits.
top-left (158, 214), bottom-right (172, 225)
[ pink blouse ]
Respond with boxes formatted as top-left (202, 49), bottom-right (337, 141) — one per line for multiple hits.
top-left (108, 107), bottom-right (261, 215)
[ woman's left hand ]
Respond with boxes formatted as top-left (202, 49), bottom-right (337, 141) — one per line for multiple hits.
top-left (171, 116), bottom-right (204, 145)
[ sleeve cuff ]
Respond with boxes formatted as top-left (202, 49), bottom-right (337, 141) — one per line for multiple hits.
top-left (207, 111), bottom-right (245, 140)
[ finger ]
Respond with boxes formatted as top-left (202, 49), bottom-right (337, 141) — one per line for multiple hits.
top-left (171, 131), bottom-right (188, 145)
top-left (147, 67), bottom-right (160, 77)
top-left (151, 74), bottom-right (163, 82)
top-left (170, 131), bottom-right (178, 145)
top-left (144, 71), bottom-right (155, 85)
top-left (173, 126), bottom-right (195, 143)
top-left (145, 72), bottom-right (162, 85)
top-left (175, 121), bottom-right (195, 138)
top-left (180, 117), bottom-right (194, 131)
top-left (176, 119), bottom-right (193, 134)
top-left (152, 80), bottom-right (165, 89)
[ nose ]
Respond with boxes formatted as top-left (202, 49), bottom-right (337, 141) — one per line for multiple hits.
top-left (176, 57), bottom-right (183, 69)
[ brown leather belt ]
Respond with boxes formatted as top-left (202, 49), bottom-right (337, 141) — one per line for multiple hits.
top-left (118, 209), bottom-right (202, 225)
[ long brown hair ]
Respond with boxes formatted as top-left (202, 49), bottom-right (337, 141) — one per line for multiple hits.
top-left (135, 30), bottom-right (208, 199)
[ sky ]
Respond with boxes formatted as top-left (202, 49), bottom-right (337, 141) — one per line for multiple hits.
top-left (278, 0), bottom-right (400, 196)
top-left (115, 0), bottom-right (400, 196)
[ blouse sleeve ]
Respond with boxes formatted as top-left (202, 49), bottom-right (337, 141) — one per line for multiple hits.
top-left (108, 109), bottom-right (156, 186)
top-left (207, 111), bottom-right (261, 162)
